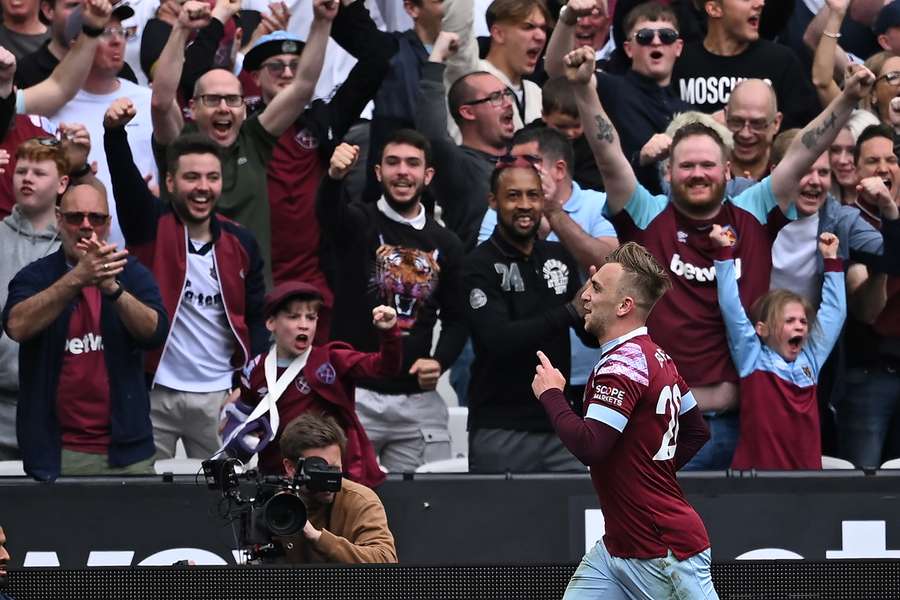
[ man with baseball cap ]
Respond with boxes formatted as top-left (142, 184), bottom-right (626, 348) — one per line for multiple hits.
top-left (103, 128), bottom-right (267, 460)
top-left (220, 280), bottom-right (400, 487)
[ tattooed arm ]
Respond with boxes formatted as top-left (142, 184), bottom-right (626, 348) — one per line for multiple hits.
top-left (566, 47), bottom-right (637, 216)
top-left (771, 65), bottom-right (875, 212)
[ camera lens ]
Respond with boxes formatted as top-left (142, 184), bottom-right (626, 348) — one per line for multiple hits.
top-left (263, 492), bottom-right (308, 536)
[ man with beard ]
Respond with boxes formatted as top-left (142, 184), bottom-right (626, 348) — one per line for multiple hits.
top-left (317, 130), bottom-right (466, 473)
top-left (463, 157), bottom-right (596, 473)
top-left (3, 183), bottom-right (167, 479)
top-left (565, 44), bottom-right (875, 469)
top-left (275, 413), bottom-right (397, 563)
top-left (103, 122), bottom-right (266, 460)
top-left (532, 242), bottom-right (716, 599)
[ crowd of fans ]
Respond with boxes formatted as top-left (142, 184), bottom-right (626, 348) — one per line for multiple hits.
top-left (0, 0), bottom-right (898, 493)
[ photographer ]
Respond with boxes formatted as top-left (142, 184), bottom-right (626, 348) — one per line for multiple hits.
top-left (276, 413), bottom-right (397, 564)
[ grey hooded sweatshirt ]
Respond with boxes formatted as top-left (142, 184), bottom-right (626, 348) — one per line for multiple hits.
top-left (0, 205), bottom-right (59, 454)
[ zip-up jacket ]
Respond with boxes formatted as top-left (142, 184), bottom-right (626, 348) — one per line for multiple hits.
top-left (2, 250), bottom-right (169, 480)
top-left (105, 125), bottom-right (268, 376)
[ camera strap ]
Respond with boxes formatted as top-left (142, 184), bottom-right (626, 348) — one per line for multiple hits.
top-left (219, 345), bottom-right (310, 453)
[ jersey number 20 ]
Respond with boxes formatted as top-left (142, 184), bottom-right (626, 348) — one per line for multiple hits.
top-left (653, 384), bottom-right (681, 461)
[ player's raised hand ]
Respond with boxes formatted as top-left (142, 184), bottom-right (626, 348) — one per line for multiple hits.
top-left (532, 351), bottom-right (566, 398)
top-left (328, 143), bottom-right (359, 180)
top-left (372, 305), bottom-right (398, 330)
top-left (818, 232), bottom-right (839, 259)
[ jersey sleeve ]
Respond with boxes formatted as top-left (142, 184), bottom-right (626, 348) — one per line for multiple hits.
top-left (584, 343), bottom-right (650, 432)
top-left (478, 208), bottom-right (497, 245)
top-left (714, 249), bottom-right (762, 378)
top-left (806, 258), bottom-right (847, 374)
top-left (729, 176), bottom-right (797, 224)
top-left (605, 181), bottom-right (669, 230)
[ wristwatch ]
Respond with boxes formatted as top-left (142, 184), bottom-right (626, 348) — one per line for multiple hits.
top-left (81, 23), bottom-right (104, 38)
top-left (103, 281), bottom-right (125, 302)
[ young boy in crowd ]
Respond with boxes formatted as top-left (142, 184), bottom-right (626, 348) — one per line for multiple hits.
top-left (711, 227), bottom-right (846, 470)
top-left (221, 282), bottom-right (401, 487)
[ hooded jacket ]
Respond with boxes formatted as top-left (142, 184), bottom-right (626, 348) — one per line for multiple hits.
top-left (0, 206), bottom-right (60, 392)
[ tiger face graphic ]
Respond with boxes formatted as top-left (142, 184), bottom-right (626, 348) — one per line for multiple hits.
top-left (374, 244), bottom-right (440, 329)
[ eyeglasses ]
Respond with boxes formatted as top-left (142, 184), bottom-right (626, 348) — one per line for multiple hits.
top-left (59, 211), bottom-right (110, 226)
top-left (632, 27), bottom-right (679, 46)
top-left (261, 59), bottom-right (300, 75)
top-left (194, 94), bottom-right (245, 108)
top-left (464, 88), bottom-right (514, 108)
top-left (101, 26), bottom-right (136, 40)
top-left (724, 116), bottom-right (774, 133)
top-left (877, 71), bottom-right (900, 86)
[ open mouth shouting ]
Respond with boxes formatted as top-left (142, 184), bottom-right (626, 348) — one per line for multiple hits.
top-left (787, 335), bottom-right (804, 355)
top-left (747, 14), bottom-right (760, 31)
top-left (525, 46), bottom-right (543, 68)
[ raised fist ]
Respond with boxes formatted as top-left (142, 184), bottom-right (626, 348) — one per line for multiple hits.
top-left (103, 97), bottom-right (136, 129)
top-left (818, 232), bottom-right (839, 259)
top-left (328, 143), bottom-right (359, 180)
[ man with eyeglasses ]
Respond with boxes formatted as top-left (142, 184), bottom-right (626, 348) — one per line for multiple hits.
top-left (415, 31), bottom-right (515, 248)
top-left (546, 1), bottom-right (690, 195)
top-left (673, 0), bottom-right (818, 131)
top-left (150, 0), bottom-right (334, 287)
top-left (724, 78), bottom-right (781, 181)
top-left (43, 0), bottom-right (156, 248)
top-left (2, 182), bottom-right (168, 480)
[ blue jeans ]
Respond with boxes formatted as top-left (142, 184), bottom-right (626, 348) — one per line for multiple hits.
top-left (837, 367), bottom-right (900, 468)
top-left (449, 339), bottom-right (473, 407)
top-left (682, 412), bottom-right (739, 471)
top-left (564, 539), bottom-right (718, 600)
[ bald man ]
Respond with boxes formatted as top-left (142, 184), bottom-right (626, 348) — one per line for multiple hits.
top-left (2, 183), bottom-right (168, 480)
top-left (128, 0), bottom-right (336, 286)
top-left (724, 79), bottom-right (783, 181)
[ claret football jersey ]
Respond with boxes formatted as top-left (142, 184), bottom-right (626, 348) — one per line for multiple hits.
top-left (585, 327), bottom-right (710, 560)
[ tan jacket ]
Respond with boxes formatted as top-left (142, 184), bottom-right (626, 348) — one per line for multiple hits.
top-left (281, 479), bottom-right (398, 564)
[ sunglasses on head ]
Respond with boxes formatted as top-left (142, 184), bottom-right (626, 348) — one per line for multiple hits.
top-left (498, 153), bottom-right (542, 166)
top-left (632, 27), bottom-right (679, 46)
top-left (59, 211), bottom-right (110, 227)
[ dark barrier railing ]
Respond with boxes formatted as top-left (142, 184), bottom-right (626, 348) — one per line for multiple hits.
top-left (4, 562), bottom-right (900, 600)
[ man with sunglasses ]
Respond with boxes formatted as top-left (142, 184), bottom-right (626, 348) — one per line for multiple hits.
top-left (565, 43), bottom-right (876, 470)
top-left (546, 1), bottom-right (690, 195)
top-left (2, 182), bottom-right (168, 480)
top-left (673, 0), bottom-right (818, 131)
top-left (43, 0), bottom-right (155, 249)
top-left (149, 0), bottom-right (334, 288)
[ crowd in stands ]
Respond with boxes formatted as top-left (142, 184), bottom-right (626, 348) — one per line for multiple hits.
top-left (0, 0), bottom-right (900, 488)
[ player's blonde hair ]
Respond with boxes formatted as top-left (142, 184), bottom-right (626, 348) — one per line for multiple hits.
top-left (605, 242), bottom-right (671, 314)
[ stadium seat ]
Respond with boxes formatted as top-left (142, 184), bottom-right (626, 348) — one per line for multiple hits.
top-left (415, 457), bottom-right (469, 473)
top-left (0, 460), bottom-right (25, 476)
top-left (821, 455), bottom-right (856, 469)
top-left (448, 406), bottom-right (468, 458)
top-left (879, 458), bottom-right (900, 469)
top-left (154, 458), bottom-right (205, 475)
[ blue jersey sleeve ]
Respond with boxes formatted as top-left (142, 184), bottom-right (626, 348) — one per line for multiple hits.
top-left (729, 176), bottom-right (798, 224)
top-left (478, 208), bottom-right (497, 244)
top-left (806, 262), bottom-right (847, 376)
top-left (604, 183), bottom-right (668, 230)
top-left (714, 256), bottom-right (762, 378)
